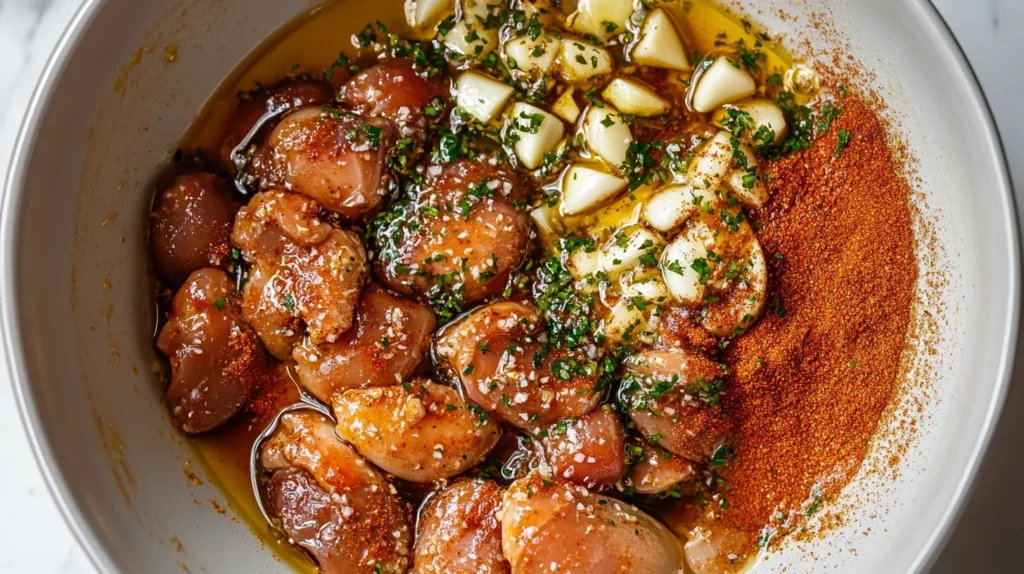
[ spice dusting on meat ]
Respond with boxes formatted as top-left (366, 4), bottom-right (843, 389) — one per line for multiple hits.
top-left (146, 1), bottom-right (927, 572)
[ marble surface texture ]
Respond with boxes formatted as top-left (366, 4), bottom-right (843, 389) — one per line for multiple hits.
top-left (0, 0), bottom-right (1021, 572)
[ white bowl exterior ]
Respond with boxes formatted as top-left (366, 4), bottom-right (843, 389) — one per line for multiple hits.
top-left (2, 1), bottom-right (1016, 573)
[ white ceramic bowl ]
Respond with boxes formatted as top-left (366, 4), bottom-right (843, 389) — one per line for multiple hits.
top-left (2, 0), bottom-right (1018, 572)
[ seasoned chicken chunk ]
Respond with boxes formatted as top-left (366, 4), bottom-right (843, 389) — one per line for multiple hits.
top-left (654, 306), bottom-right (719, 355)
top-left (625, 441), bottom-right (698, 495)
top-left (332, 380), bottom-right (500, 482)
top-left (436, 302), bottom-right (602, 429)
top-left (150, 172), bottom-right (241, 286)
top-left (541, 407), bottom-right (627, 488)
top-left (375, 160), bottom-right (530, 307)
top-left (684, 524), bottom-right (751, 574)
top-left (232, 188), bottom-right (333, 252)
top-left (156, 269), bottom-right (270, 433)
top-left (258, 107), bottom-right (397, 218)
top-left (501, 473), bottom-right (684, 573)
top-left (620, 349), bottom-right (732, 461)
top-left (343, 58), bottom-right (445, 142)
top-left (237, 262), bottom-right (303, 359)
top-left (261, 411), bottom-right (412, 574)
top-left (414, 479), bottom-right (510, 574)
top-left (218, 77), bottom-right (333, 163)
top-left (293, 284), bottom-right (435, 403)
top-left (232, 190), bottom-right (368, 359)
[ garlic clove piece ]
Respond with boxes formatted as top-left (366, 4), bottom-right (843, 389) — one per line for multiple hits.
top-left (455, 71), bottom-right (515, 123)
top-left (559, 38), bottom-right (614, 82)
top-left (510, 102), bottom-right (566, 170)
top-left (690, 56), bottom-right (756, 113)
top-left (561, 164), bottom-right (630, 216)
top-left (552, 87), bottom-right (582, 123)
top-left (632, 8), bottom-right (691, 71)
top-left (713, 98), bottom-right (788, 144)
top-left (583, 107), bottom-right (634, 168)
top-left (602, 78), bottom-right (671, 117)
top-left (643, 184), bottom-right (700, 232)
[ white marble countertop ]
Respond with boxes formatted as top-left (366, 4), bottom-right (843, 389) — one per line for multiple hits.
top-left (0, 0), bottom-right (1021, 572)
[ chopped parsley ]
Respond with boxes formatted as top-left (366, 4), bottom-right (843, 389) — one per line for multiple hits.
top-left (620, 140), bottom-right (665, 191)
top-left (834, 128), bottom-right (852, 157)
top-left (735, 38), bottom-right (765, 72)
top-left (281, 293), bottom-right (296, 313)
top-left (323, 51), bottom-right (350, 80)
top-left (817, 103), bottom-right (843, 132)
top-left (691, 258), bottom-right (712, 285)
top-left (357, 24), bottom-right (378, 48)
top-left (532, 255), bottom-right (598, 350)
top-left (424, 96), bottom-right (445, 118)
top-left (362, 124), bottom-right (383, 149)
top-left (388, 137), bottom-right (416, 171)
top-left (709, 443), bottom-right (733, 468)
top-left (774, 295), bottom-right (787, 318)
top-left (806, 485), bottom-right (825, 516)
top-left (691, 377), bottom-right (726, 407)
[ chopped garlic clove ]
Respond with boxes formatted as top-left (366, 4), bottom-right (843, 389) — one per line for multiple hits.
top-left (689, 56), bottom-right (756, 113)
top-left (505, 35), bottom-right (558, 74)
top-left (662, 223), bottom-right (713, 304)
top-left (643, 184), bottom-right (700, 232)
top-left (559, 39), bottom-right (614, 82)
top-left (785, 63), bottom-right (819, 95)
top-left (600, 227), bottom-right (663, 275)
top-left (602, 78), bottom-right (670, 117)
top-left (622, 275), bottom-right (671, 305)
top-left (552, 87), bottom-right (582, 123)
top-left (686, 131), bottom-right (734, 191)
top-left (405, 0), bottom-right (453, 28)
top-left (568, 248), bottom-right (601, 280)
top-left (510, 102), bottom-right (565, 170)
top-left (531, 202), bottom-right (560, 237)
top-left (441, 0), bottom-right (499, 61)
top-left (455, 71), bottom-right (515, 123)
top-left (583, 107), bottom-right (634, 168)
top-left (568, 0), bottom-right (633, 41)
top-left (703, 236), bottom-right (768, 337)
top-left (600, 300), bottom-right (650, 343)
top-left (724, 142), bottom-right (768, 208)
top-left (632, 9), bottom-right (691, 71)
top-left (713, 98), bottom-right (788, 144)
top-left (560, 164), bottom-right (629, 216)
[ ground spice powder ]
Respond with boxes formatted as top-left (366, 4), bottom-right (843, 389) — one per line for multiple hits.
top-left (719, 94), bottom-right (918, 534)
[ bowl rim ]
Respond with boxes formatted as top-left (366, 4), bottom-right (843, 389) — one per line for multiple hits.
top-left (2, 2), bottom-right (119, 572)
top-left (1, 1), bottom-right (1018, 573)
top-left (899, 2), bottom-right (1020, 571)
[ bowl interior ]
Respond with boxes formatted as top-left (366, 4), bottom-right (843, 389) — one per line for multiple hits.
top-left (3, 0), bottom-right (1016, 572)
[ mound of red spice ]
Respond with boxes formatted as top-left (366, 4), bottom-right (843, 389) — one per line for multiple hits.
top-left (719, 94), bottom-right (918, 534)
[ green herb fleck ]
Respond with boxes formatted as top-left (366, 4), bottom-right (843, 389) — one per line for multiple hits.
top-left (834, 128), bottom-right (852, 157)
